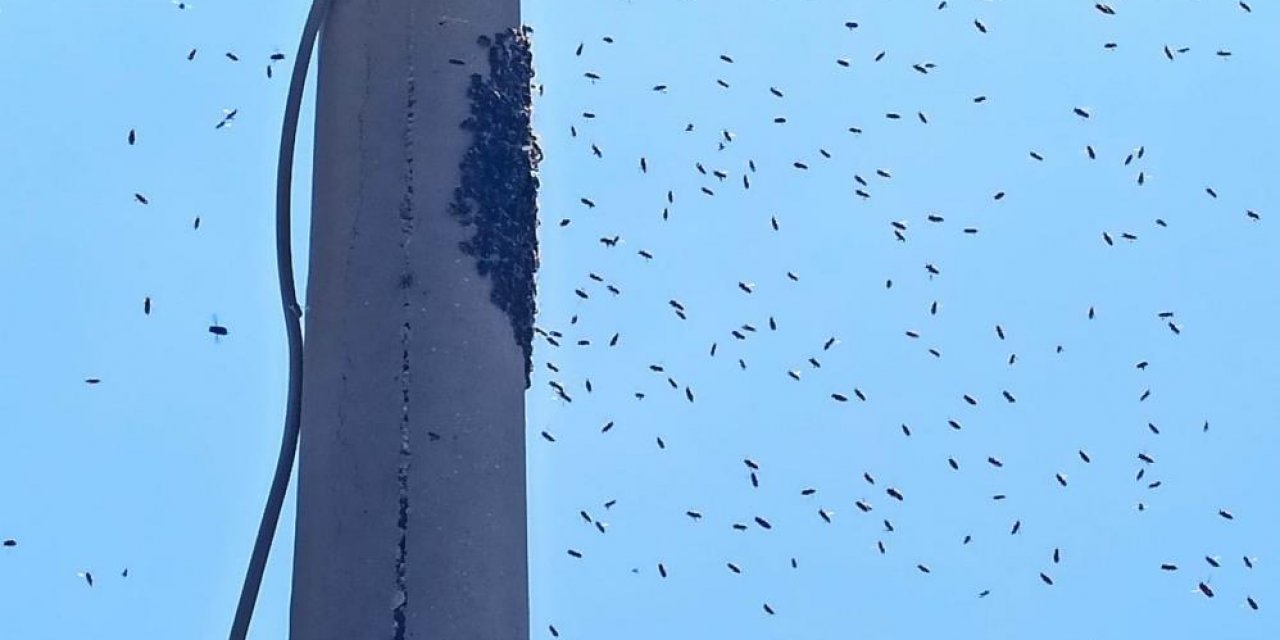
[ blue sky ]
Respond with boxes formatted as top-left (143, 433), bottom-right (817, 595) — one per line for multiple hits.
top-left (2, 1), bottom-right (1277, 639)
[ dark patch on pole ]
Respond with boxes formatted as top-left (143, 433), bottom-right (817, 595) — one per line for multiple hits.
top-left (450, 28), bottom-right (540, 387)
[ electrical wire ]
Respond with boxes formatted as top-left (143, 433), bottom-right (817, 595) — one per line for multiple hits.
top-left (229, 1), bottom-right (331, 638)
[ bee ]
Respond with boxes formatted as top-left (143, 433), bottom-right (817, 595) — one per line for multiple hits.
top-left (215, 108), bottom-right (238, 129)
top-left (209, 316), bottom-right (229, 339)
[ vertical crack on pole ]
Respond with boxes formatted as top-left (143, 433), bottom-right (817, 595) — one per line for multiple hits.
top-left (450, 28), bottom-right (540, 388)
top-left (391, 6), bottom-right (417, 640)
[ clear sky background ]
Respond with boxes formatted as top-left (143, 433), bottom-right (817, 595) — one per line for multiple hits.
top-left (2, 1), bottom-right (1278, 639)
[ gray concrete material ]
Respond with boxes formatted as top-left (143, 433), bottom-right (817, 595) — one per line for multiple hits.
top-left (291, 1), bottom-right (528, 639)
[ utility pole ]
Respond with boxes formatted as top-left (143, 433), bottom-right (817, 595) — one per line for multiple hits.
top-left (290, 1), bottom-right (535, 638)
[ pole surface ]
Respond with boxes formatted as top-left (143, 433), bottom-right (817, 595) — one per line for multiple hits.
top-left (291, 1), bottom-right (532, 638)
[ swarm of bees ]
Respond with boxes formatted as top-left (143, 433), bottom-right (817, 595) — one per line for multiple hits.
top-left (530, 1), bottom-right (1271, 636)
top-left (28, 0), bottom-right (1272, 637)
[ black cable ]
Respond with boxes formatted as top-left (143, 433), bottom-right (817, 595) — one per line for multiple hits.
top-left (229, 1), bottom-right (330, 638)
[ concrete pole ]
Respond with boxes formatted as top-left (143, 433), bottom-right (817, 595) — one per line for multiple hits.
top-left (290, 1), bottom-right (534, 638)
